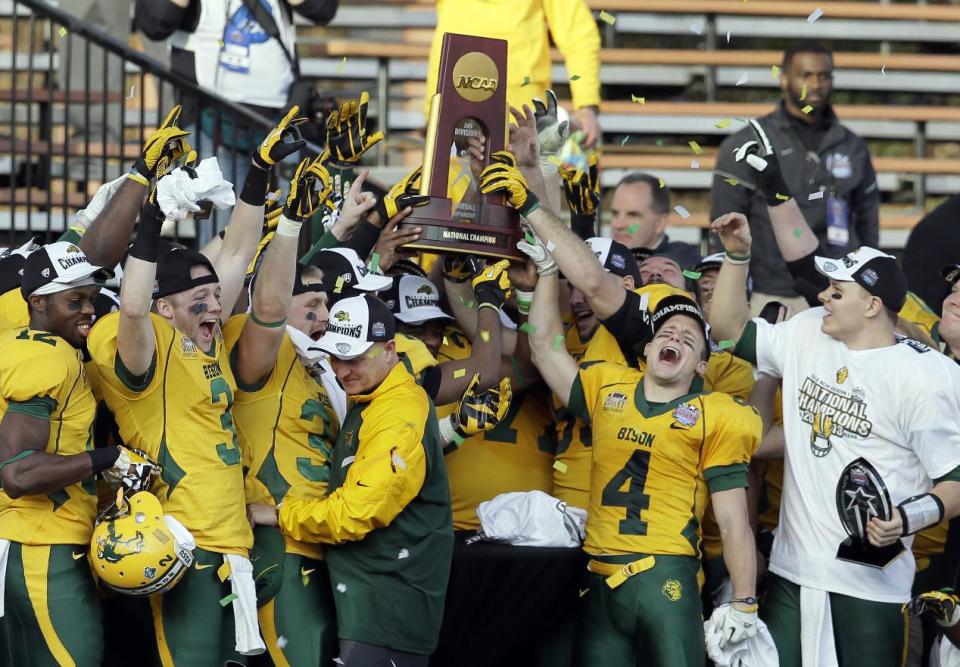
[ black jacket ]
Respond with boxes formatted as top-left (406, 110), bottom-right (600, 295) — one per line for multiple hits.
top-left (710, 102), bottom-right (880, 297)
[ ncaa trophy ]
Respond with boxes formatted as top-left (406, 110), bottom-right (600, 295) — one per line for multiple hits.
top-left (400, 33), bottom-right (523, 260)
top-left (835, 457), bottom-right (906, 568)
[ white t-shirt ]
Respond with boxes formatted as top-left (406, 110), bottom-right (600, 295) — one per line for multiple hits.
top-left (753, 307), bottom-right (960, 603)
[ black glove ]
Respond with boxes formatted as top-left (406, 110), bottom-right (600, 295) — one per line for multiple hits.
top-left (733, 119), bottom-right (792, 206)
top-left (326, 91), bottom-right (385, 168)
top-left (252, 106), bottom-right (308, 171)
top-left (905, 590), bottom-right (960, 627)
top-left (471, 259), bottom-right (512, 310)
top-left (442, 254), bottom-right (485, 284)
top-left (131, 105), bottom-right (191, 182)
top-left (283, 153), bottom-right (333, 223)
top-left (378, 166), bottom-right (430, 221)
top-left (559, 152), bottom-right (599, 217)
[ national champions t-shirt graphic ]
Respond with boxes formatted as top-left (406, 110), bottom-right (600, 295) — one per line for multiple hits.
top-left (797, 370), bottom-right (873, 457)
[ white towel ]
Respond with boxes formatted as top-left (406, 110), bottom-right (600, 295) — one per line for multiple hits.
top-left (704, 608), bottom-right (779, 666)
top-left (0, 539), bottom-right (9, 617)
top-left (800, 585), bottom-right (839, 667)
top-left (157, 158), bottom-right (235, 222)
top-left (286, 325), bottom-right (347, 425)
top-left (940, 636), bottom-right (960, 667)
top-left (224, 554), bottom-right (265, 656)
top-left (477, 491), bottom-right (586, 547)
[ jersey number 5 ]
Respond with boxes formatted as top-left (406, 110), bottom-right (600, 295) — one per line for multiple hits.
top-left (601, 449), bottom-right (652, 535)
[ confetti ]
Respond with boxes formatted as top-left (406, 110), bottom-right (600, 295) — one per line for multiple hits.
top-left (453, 368), bottom-right (467, 379)
top-left (599, 10), bottom-right (616, 25)
top-left (569, 74), bottom-right (581, 81)
top-left (57, 26), bottom-right (68, 38)
top-left (452, 432), bottom-right (465, 447)
top-left (626, 224), bottom-right (640, 234)
top-left (717, 339), bottom-right (734, 350)
top-left (793, 228), bottom-right (803, 238)
top-left (620, 136), bottom-right (630, 147)
top-left (631, 94), bottom-right (645, 105)
top-left (125, 84), bottom-right (136, 100)
top-left (658, 178), bottom-right (666, 189)
top-left (691, 160), bottom-right (700, 169)
top-left (553, 460), bottom-right (568, 474)
top-left (336, 583), bottom-right (348, 593)
top-left (334, 276), bottom-right (344, 294)
top-left (726, 31), bottom-right (731, 43)
top-left (276, 637), bottom-right (288, 649)
top-left (775, 193), bottom-right (791, 201)
top-left (334, 659), bottom-right (345, 665)
top-left (690, 24), bottom-right (703, 36)
top-left (655, 139), bottom-right (664, 146)
top-left (881, 65), bottom-right (886, 77)
top-left (807, 8), bottom-right (823, 23)
top-left (336, 56), bottom-right (347, 73)
top-left (724, 178), bottom-right (740, 186)
top-left (219, 594), bottom-right (238, 607)
top-left (521, 76), bottom-right (531, 87)
top-left (216, 561), bottom-right (232, 582)
top-left (673, 205), bottom-right (690, 220)
top-left (735, 72), bottom-right (749, 87)
top-left (442, 336), bottom-right (449, 346)
top-left (552, 334), bottom-right (565, 351)
top-left (688, 141), bottom-right (703, 155)
top-left (714, 118), bottom-right (731, 129)
top-left (771, 65), bottom-right (780, 79)
top-left (519, 322), bottom-right (537, 334)
top-left (808, 190), bottom-right (824, 201)
top-left (546, 241), bottom-right (556, 252)
top-left (579, 588), bottom-right (590, 597)
top-left (682, 270), bottom-right (702, 280)
top-left (801, 105), bottom-right (814, 114)
top-left (369, 252), bottom-right (380, 273)
top-left (398, 548), bottom-right (410, 559)
top-left (800, 84), bottom-right (807, 101)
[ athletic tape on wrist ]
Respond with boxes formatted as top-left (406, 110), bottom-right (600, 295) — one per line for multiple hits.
top-left (275, 215), bottom-right (302, 238)
top-left (438, 414), bottom-right (460, 446)
top-left (515, 290), bottom-right (534, 315)
top-left (898, 493), bottom-right (944, 536)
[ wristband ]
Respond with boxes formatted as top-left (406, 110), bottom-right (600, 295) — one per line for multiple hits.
top-left (724, 252), bottom-right (751, 265)
top-left (129, 203), bottom-right (164, 262)
top-left (89, 446), bottom-right (121, 475)
top-left (477, 302), bottom-right (501, 313)
top-left (275, 215), bottom-right (302, 238)
top-left (515, 289), bottom-right (534, 315)
top-left (518, 194), bottom-right (541, 218)
top-left (897, 493), bottom-right (944, 536)
top-left (239, 164), bottom-right (270, 206)
top-left (438, 414), bottom-right (461, 446)
top-left (126, 171), bottom-right (150, 188)
top-left (248, 311), bottom-right (287, 329)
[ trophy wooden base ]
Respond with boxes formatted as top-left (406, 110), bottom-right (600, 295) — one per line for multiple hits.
top-left (400, 198), bottom-right (523, 260)
top-left (836, 538), bottom-right (906, 569)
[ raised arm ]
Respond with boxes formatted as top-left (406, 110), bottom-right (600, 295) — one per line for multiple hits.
top-left (233, 155), bottom-right (330, 389)
top-left (526, 245), bottom-right (578, 406)
top-left (215, 108), bottom-right (309, 319)
top-left (117, 199), bottom-right (164, 377)
top-left (479, 151), bottom-right (625, 320)
top-left (708, 212), bottom-right (753, 345)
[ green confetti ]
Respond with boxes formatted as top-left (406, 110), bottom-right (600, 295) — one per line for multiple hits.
top-left (688, 141), bottom-right (703, 155)
top-left (775, 193), bottom-right (791, 201)
top-left (620, 136), bottom-right (631, 147)
top-left (219, 594), bottom-right (238, 607)
top-left (682, 270), bottom-right (702, 280)
top-left (724, 178), bottom-right (740, 186)
top-left (631, 94), bottom-right (645, 105)
top-left (521, 76), bottom-right (531, 87)
top-left (334, 276), bottom-right (344, 294)
top-left (453, 368), bottom-right (467, 379)
top-left (480, 330), bottom-right (491, 342)
top-left (520, 322), bottom-right (537, 334)
top-left (337, 56), bottom-right (347, 73)
top-left (57, 26), bottom-right (68, 38)
top-left (658, 178), bottom-right (666, 189)
top-left (553, 460), bottom-right (568, 473)
top-left (793, 228), bottom-right (803, 238)
top-left (552, 334), bottom-right (565, 351)
top-left (599, 10), bottom-right (616, 25)
top-left (801, 105), bottom-right (814, 115)
top-left (626, 224), bottom-right (640, 234)
top-left (369, 253), bottom-right (381, 273)
top-left (714, 118), bottom-right (732, 129)
top-left (717, 339), bottom-right (734, 350)
top-left (771, 65), bottom-right (780, 79)
top-left (569, 74), bottom-right (581, 81)
top-left (655, 139), bottom-right (664, 147)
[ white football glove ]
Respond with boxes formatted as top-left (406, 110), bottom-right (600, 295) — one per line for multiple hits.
top-left (516, 229), bottom-right (557, 276)
top-left (102, 447), bottom-right (160, 494)
top-left (714, 603), bottom-right (758, 647)
top-left (75, 175), bottom-right (127, 231)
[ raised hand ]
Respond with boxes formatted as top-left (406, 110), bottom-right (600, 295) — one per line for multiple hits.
top-left (131, 105), bottom-right (191, 182)
top-left (252, 106), bottom-right (308, 170)
top-left (710, 212), bottom-right (752, 256)
top-left (326, 91), bottom-right (385, 167)
top-left (478, 151), bottom-right (539, 215)
top-left (559, 152), bottom-right (599, 217)
top-left (733, 119), bottom-right (792, 205)
top-left (283, 152), bottom-right (333, 222)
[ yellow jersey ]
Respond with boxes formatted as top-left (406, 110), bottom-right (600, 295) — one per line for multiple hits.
top-left (436, 327), bottom-right (555, 530)
top-left (223, 316), bottom-right (340, 561)
top-left (87, 312), bottom-right (252, 555)
top-left (570, 362), bottom-right (761, 557)
top-left (551, 323), bottom-right (595, 509)
top-left (899, 291), bottom-right (940, 341)
top-left (0, 328), bottom-right (97, 545)
top-left (0, 288), bottom-right (28, 332)
top-left (395, 333), bottom-right (439, 379)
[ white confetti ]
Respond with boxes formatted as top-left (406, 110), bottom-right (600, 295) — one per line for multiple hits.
top-left (125, 84), bottom-right (135, 100)
top-left (807, 8), bottom-right (823, 23)
top-left (690, 24), bottom-right (703, 36)
top-left (546, 240), bottom-right (556, 252)
top-left (333, 659), bottom-right (345, 665)
top-left (725, 31), bottom-right (731, 43)
top-left (398, 548), bottom-right (410, 559)
top-left (808, 190), bottom-right (825, 201)
top-left (391, 452), bottom-right (407, 470)
top-left (690, 160), bottom-right (700, 169)
top-left (881, 65), bottom-right (886, 77)
top-left (336, 582), bottom-right (348, 593)
top-left (276, 636), bottom-right (288, 649)
top-left (735, 72), bottom-right (749, 86)
top-left (673, 205), bottom-right (690, 220)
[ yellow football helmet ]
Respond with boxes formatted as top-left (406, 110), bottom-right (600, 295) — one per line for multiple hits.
top-left (91, 491), bottom-right (194, 596)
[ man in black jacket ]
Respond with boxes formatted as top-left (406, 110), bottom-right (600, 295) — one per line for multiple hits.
top-left (711, 41), bottom-right (880, 314)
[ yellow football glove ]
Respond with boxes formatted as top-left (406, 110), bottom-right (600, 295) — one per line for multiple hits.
top-left (443, 374), bottom-right (513, 444)
top-left (102, 447), bottom-right (160, 494)
top-left (471, 258), bottom-right (512, 311)
top-left (905, 590), bottom-right (960, 627)
top-left (442, 254), bottom-right (485, 284)
top-left (253, 106), bottom-right (308, 170)
top-left (380, 165), bottom-right (431, 221)
top-left (131, 105), bottom-right (191, 183)
top-left (559, 152), bottom-right (599, 216)
top-left (283, 152), bottom-right (333, 223)
top-left (326, 91), bottom-right (385, 167)
top-left (478, 151), bottom-right (540, 216)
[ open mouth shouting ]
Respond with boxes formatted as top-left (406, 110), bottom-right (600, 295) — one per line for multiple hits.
top-left (198, 317), bottom-right (218, 343)
top-left (659, 344), bottom-right (681, 365)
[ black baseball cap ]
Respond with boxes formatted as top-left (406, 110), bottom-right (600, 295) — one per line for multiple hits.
top-left (941, 263), bottom-right (960, 285)
top-left (307, 248), bottom-right (392, 294)
top-left (21, 241), bottom-right (112, 299)
top-left (154, 246), bottom-right (219, 299)
top-left (814, 246), bottom-right (907, 311)
top-left (650, 294), bottom-right (709, 343)
top-left (585, 237), bottom-right (641, 283)
top-left (695, 252), bottom-right (754, 296)
top-left (317, 294), bottom-right (396, 360)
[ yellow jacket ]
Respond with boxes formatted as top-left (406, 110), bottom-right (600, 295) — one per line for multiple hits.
top-left (425, 0), bottom-right (601, 115)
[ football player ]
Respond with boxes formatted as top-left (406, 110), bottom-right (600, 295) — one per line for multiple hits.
top-left (87, 109), bottom-right (311, 665)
